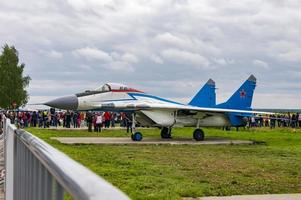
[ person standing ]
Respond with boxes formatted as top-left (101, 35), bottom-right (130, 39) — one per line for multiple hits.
top-left (251, 116), bottom-right (256, 127)
top-left (80, 112), bottom-right (85, 127)
top-left (32, 111), bottom-right (37, 127)
top-left (277, 114), bottom-right (281, 127)
top-left (43, 110), bottom-right (48, 128)
top-left (95, 113), bottom-right (103, 132)
top-left (53, 112), bottom-right (58, 127)
top-left (86, 111), bottom-right (93, 132)
top-left (298, 113), bottom-right (301, 127)
top-left (23, 112), bottom-right (28, 128)
top-left (65, 110), bottom-right (71, 128)
top-left (120, 112), bottom-right (126, 127)
top-left (104, 112), bottom-right (111, 128)
top-left (287, 114), bottom-right (290, 127)
top-left (125, 113), bottom-right (132, 133)
top-left (73, 112), bottom-right (78, 128)
top-left (38, 111), bottom-right (42, 127)
top-left (291, 113), bottom-right (296, 128)
top-left (77, 113), bottom-right (81, 128)
top-left (270, 114), bottom-right (276, 129)
top-left (111, 112), bottom-right (116, 128)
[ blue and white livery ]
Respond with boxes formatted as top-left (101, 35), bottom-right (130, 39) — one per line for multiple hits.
top-left (45, 76), bottom-right (271, 141)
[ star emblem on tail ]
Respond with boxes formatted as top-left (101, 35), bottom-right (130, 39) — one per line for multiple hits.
top-left (240, 89), bottom-right (246, 98)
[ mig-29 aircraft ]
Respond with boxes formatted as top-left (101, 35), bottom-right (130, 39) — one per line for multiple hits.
top-left (45, 75), bottom-right (269, 141)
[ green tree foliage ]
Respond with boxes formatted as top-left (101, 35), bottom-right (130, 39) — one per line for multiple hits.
top-left (0, 44), bottom-right (31, 109)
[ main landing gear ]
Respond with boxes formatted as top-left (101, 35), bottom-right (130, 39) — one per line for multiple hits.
top-left (193, 119), bottom-right (205, 141)
top-left (131, 113), bottom-right (143, 141)
top-left (193, 129), bottom-right (204, 141)
top-left (130, 114), bottom-right (205, 141)
top-left (161, 127), bottom-right (172, 139)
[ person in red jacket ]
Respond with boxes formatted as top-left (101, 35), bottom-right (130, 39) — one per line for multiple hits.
top-left (104, 111), bottom-right (111, 128)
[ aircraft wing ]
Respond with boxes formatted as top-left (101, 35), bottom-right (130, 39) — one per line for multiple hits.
top-left (90, 100), bottom-right (273, 115)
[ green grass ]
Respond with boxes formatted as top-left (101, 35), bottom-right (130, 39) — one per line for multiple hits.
top-left (26, 127), bottom-right (301, 200)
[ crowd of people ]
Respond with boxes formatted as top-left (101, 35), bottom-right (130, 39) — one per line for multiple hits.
top-left (249, 113), bottom-right (301, 128)
top-left (1, 109), bottom-right (301, 131)
top-left (1, 109), bottom-right (134, 132)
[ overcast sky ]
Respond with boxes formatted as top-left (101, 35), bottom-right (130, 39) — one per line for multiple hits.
top-left (1, 0), bottom-right (300, 108)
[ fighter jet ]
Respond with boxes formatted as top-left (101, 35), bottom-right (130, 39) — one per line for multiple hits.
top-left (45, 75), bottom-right (269, 141)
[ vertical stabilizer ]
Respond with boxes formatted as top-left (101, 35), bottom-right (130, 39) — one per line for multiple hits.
top-left (216, 75), bottom-right (256, 110)
top-left (189, 79), bottom-right (216, 107)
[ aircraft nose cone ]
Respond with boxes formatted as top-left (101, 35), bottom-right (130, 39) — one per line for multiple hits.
top-left (45, 95), bottom-right (78, 110)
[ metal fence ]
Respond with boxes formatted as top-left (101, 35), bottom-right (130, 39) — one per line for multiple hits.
top-left (2, 117), bottom-right (130, 200)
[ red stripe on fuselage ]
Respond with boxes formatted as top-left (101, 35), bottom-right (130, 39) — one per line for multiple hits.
top-left (111, 89), bottom-right (144, 93)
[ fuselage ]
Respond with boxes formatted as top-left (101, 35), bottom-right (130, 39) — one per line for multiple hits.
top-left (45, 83), bottom-right (233, 128)
top-left (79, 91), bottom-right (231, 127)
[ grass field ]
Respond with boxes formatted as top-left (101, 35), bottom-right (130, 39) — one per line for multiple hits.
top-left (26, 127), bottom-right (301, 200)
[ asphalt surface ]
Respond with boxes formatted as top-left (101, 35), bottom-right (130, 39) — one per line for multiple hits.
top-left (51, 137), bottom-right (255, 145)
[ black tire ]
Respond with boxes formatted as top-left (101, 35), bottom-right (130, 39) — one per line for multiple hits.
top-left (193, 129), bottom-right (205, 141)
top-left (132, 132), bottom-right (143, 141)
top-left (161, 127), bottom-right (171, 139)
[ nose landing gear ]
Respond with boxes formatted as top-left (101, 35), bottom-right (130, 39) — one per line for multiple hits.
top-left (131, 132), bottom-right (143, 141)
top-left (161, 127), bottom-right (172, 139)
top-left (131, 113), bottom-right (143, 141)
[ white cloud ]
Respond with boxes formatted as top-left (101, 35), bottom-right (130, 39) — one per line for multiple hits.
top-left (66, 0), bottom-right (87, 11)
top-left (213, 58), bottom-right (228, 66)
top-left (253, 93), bottom-right (301, 109)
top-left (253, 59), bottom-right (269, 70)
top-left (266, 40), bottom-right (301, 62)
top-left (154, 32), bottom-right (193, 50)
top-left (73, 47), bottom-right (112, 62)
top-left (150, 54), bottom-right (164, 64)
top-left (161, 49), bottom-right (210, 68)
top-left (66, 0), bottom-right (119, 12)
top-left (0, 0), bottom-right (300, 108)
top-left (72, 47), bottom-right (137, 72)
top-left (121, 53), bottom-right (139, 63)
top-left (279, 49), bottom-right (301, 62)
top-left (105, 61), bottom-right (134, 72)
top-left (47, 50), bottom-right (63, 59)
top-left (78, 64), bottom-right (92, 71)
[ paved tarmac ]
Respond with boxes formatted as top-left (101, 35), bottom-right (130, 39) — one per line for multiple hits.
top-left (183, 194), bottom-right (301, 200)
top-left (51, 137), bottom-right (254, 145)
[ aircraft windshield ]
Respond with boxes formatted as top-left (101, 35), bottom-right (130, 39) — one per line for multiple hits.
top-left (76, 83), bottom-right (143, 97)
top-left (107, 83), bottom-right (129, 91)
top-left (94, 84), bottom-right (110, 92)
top-left (93, 83), bottom-right (143, 92)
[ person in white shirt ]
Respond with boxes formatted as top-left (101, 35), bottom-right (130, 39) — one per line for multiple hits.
top-left (95, 113), bottom-right (103, 132)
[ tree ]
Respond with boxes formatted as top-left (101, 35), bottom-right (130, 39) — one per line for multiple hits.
top-left (0, 44), bottom-right (31, 109)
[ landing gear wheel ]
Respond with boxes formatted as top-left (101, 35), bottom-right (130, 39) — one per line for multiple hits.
top-left (132, 132), bottom-right (143, 141)
top-left (193, 129), bottom-right (204, 141)
top-left (161, 127), bottom-right (171, 139)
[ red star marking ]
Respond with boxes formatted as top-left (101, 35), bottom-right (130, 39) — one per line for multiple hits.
top-left (240, 89), bottom-right (246, 98)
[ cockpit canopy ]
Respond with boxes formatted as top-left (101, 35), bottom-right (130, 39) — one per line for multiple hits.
top-left (94, 83), bottom-right (131, 92)
top-left (76, 83), bottom-right (143, 97)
